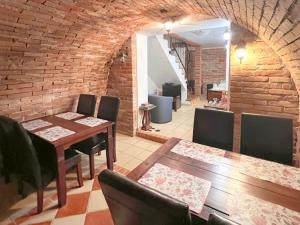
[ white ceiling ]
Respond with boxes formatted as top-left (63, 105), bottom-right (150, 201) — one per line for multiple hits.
top-left (139, 18), bottom-right (230, 48)
top-left (177, 26), bottom-right (229, 48)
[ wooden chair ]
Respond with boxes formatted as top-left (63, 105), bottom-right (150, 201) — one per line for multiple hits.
top-left (72, 96), bottom-right (120, 179)
top-left (77, 94), bottom-right (97, 116)
top-left (98, 169), bottom-right (192, 225)
top-left (0, 116), bottom-right (83, 213)
top-left (240, 113), bottom-right (293, 165)
top-left (193, 108), bottom-right (234, 151)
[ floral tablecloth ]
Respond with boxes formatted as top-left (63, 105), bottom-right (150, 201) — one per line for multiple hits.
top-left (138, 163), bottom-right (211, 213)
top-left (35, 126), bottom-right (75, 142)
top-left (228, 193), bottom-right (300, 225)
top-left (55, 112), bottom-right (83, 120)
top-left (75, 117), bottom-right (108, 127)
top-left (171, 140), bottom-right (226, 165)
top-left (22, 119), bottom-right (52, 131)
top-left (240, 155), bottom-right (300, 191)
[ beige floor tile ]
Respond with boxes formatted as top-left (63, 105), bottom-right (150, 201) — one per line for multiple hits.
top-left (68, 179), bottom-right (94, 195)
top-left (124, 158), bottom-right (143, 171)
top-left (135, 150), bottom-right (153, 161)
top-left (86, 190), bottom-right (108, 213)
top-left (51, 214), bottom-right (86, 225)
top-left (22, 201), bottom-right (58, 225)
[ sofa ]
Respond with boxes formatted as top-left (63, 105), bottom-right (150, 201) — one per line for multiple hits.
top-left (148, 94), bottom-right (173, 124)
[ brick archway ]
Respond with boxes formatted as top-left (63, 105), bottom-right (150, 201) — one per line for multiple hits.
top-left (0, 1), bottom-right (300, 163)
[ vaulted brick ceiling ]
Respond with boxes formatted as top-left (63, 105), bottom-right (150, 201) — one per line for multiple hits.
top-left (1, 0), bottom-right (300, 95)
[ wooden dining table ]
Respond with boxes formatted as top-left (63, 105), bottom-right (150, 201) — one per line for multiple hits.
top-left (25, 113), bottom-right (115, 207)
top-left (128, 137), bottom-right (300, 224)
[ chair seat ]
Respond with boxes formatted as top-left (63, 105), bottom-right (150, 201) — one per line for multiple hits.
top-left (72, 133), bottom-right (106, 155)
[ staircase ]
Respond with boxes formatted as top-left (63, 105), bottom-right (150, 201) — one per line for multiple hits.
top-left (155, 35), bottom-right (188, 102)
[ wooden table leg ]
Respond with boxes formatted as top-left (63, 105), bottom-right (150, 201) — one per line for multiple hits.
top-left (106, 125), bottom-right (114, 170)
top-left (55, 146), bottom-right (67, 207)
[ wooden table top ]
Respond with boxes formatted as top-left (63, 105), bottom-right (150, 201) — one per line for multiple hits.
top-left (26, 114), bottom-right (114, 149)
top-left (128, 138), bottom-right (300, 221)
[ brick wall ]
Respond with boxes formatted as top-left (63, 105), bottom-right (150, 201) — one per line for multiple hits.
top-left (189, 46), bottom-right (201, 96)
top-left (201, 48), bottom-right (226, 95)
top-left (107, 38), bottom-right (137, 136)
top-left (230, 28), bottom-right (299, 156)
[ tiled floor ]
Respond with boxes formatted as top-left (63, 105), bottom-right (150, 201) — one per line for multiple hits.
top-left (147, 96), bottom-right (206, 140)
top-left (0, 133), bottom-right (162, 225)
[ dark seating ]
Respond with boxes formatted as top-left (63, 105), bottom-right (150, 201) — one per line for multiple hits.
top-left (72, 96), bottom-right (120, 179)
top-left (207, 214), bottom-right (238, 225)
top-left (0, 117), bottom-right (17, 183)
top-left (98, 169), bottom-right (192, 225)
top-left (76, 94), bottom-right (97, 116)
top-left (148, 94), bottom-right (173, 123)
top-left (240, 113), bottom-right (293, 165)
top-left (0, 116), bottom-right (83, 213)
top-left (162, 83), bottom-right (182, 110)
top-left (193, 108), bottom-right (234, 151)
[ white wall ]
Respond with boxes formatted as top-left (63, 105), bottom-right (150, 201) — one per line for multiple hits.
top-left (147, 36), bottom-right (180, 89)
top-left (136, 34), bottom-right (148, 106)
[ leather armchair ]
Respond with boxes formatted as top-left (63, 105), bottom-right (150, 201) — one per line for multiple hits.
top-left (148, 94), bottom-right (173, 123)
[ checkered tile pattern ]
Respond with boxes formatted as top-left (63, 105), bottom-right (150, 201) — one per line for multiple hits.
top-left (5, 164), bottom-right (129, 225)
top-left (1, 134), bottom-right (162, 225)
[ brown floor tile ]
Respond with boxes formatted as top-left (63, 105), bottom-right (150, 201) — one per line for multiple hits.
top-left (29, 221), bottom-right (52, 225)
top-left (55, 192), bottom-right (90, 218)
top-left (84, 210), bottom-right (113, 225)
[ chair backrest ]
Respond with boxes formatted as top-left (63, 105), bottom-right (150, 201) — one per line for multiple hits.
top-left (77, 94), bottom-right (97, 116)
top-left (0, 116), bottom-right (42, 189)
top-left (208, 214), bottom-right (238, 225)
top-left (207, 84), bottom-right (213, 90)
top-left (98, 169), bottom-right (192, 225)
top-left (162, 83), bottom-right (181, 98)
top-left (97, 96), bottom-right (120, 123)
top-left (193, 108), bottom-right (234, 151)
top-left (240, 113), bottom-right (293, 165)
top-left (0, 116), bottom-right (17, 175)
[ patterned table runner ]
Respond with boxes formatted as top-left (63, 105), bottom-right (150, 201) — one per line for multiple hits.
top-left (35, 126), bottom-right (75, 142)
top-left (138, 163), bottom-right (211, 214)
top-left (55, 112), bottom-right (84, 120)
top-left (75, 117), bottom-right (108, 127)
top-left (227, 193), bottom-right (300, 225)
top-left (171, 140), bottom-right (226, 165)
top-left (240, 155), bottom-right (300, 191)
top-left (22, 119), bottom-right (52, 131)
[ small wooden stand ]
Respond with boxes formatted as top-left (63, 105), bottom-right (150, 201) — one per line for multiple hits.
top-left (139, 104), bottom-right (156, 131)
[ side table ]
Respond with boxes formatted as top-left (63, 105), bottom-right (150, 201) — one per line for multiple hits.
top-left (139, 104), bottom-right (156, 131)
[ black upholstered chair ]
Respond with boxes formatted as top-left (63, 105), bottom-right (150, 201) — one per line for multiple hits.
top-left (98, 169), bottom-right (192, 225)
top-left (207, 214), bottom-right (238, 225)
top-left (0, 117), bottom-right (17, 183)
top-left (76, 94), bottom-right (97, 116)
top-left (72, 96), bottom-right (120, 179)
top-left (193, 108), bottom-right (234, 151)
top-left (0, 116), bottom-right (83, 213)
top-left (240, 113), bottom-right (293, 165)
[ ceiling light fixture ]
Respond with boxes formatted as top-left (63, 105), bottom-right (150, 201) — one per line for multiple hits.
top-left (223, 31), bottom-right (232, 41)
top-left (164, 21), bottom-right (174, 33)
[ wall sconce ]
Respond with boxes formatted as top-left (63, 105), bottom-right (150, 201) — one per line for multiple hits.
top-left (119, 47), bottom-right (128, 63)
top-left (236, 41), bottom-right (247, 63)
top-left (164, 20), bottom-right (174, 33)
